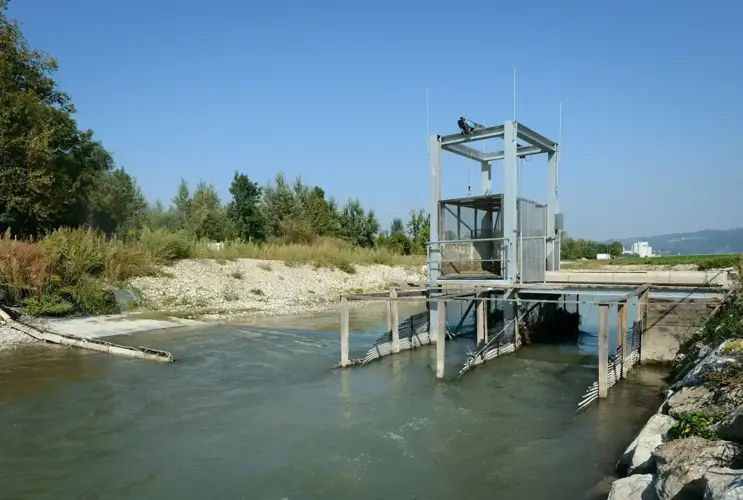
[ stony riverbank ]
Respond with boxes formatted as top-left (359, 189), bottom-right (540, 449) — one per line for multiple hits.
top-left (0, 259), bottom-right (426, 350)
top-left (129, 258), bottom-right (426, 320)
top-left (608, 331), bottom-right (743, 499)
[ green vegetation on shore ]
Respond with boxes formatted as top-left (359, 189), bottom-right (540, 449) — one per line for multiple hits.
top-left (563, 253), bottom-right (742, 270)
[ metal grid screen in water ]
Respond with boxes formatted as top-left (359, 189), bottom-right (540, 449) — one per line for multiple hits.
top-left (518, 199), bottom-right (546, 282)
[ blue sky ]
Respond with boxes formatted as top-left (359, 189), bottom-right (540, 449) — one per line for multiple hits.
top-left (8, 0), bottom-right (743, 240)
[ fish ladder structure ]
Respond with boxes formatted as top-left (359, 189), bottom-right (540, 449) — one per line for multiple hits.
top-left (336, 115), bottom-right (731, 402)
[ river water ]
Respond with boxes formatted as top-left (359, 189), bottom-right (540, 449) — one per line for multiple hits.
top-left (0, 303), bottom-right (666, 500)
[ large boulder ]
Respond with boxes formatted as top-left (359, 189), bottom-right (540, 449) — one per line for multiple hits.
top-left (617, 415), bottom-right (677, 476)
top-left (654, 438), bottom-right (743, 500)
top-left (716, 409), bottom-right (743, 445)
top-left (608, 474), bottom-right (658, 500)
top-left (674, 341), bottom-right (741, 390)
top-left (702, 468), bottom-right (743, 499)
top-left (664, 386), bottom-right (716, 418)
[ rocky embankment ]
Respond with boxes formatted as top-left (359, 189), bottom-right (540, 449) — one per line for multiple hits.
top-left (609, 337), bottom-right (743, 499)
top-left (130, 258), bottom-right (426, 320)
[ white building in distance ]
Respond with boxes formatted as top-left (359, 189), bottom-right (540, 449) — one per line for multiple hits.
top-left (630, 241), bottom-right (652, 258)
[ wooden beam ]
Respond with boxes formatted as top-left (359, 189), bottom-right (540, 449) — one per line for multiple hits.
top-left (618, 302), bottom-right (628, 378)
top-left (340, 296), bottom-right (350, 367)
top-left (598, 303), bottom-right (610, 398)
top-left (390, 289), bottom-right (400, 353)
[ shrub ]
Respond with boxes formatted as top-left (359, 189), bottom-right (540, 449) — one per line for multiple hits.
top-left (666, 412), bottom-right (721, 441)
top-left (139, 228), bottom-right (194, 264)
top-left (25, 295), bottom-right (75, 317)
top-left (66, 277), bottom-right (119, 315)
top-left (40, 228), bottom-right (104, 285)
top-left (0, 233), bottom-right (51, 303)
top-left (250, 288), bottom-right (264, 296)
top-left (231, 270), bottom-right (244, 279)
top-left (336, 260), bottom-right (356, 274)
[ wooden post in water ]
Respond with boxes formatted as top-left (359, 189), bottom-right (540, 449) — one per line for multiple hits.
top-left (618, 302), bottom-right (628, 378)
top-left (390, 288), bottom-right (400, 353)
top-left (476, 295), bottom-right (485, 346)
top-left (341, 296), bottom-right (350, 367)
top-left (436, 300), bottom-right (446, 379)
top-left (640, 289), bottom-right (650, 364)
top-left (598, 303), bottom-right (610, 398)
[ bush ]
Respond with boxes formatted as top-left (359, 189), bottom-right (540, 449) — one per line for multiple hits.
top-left (66, 277), bottom-right (119, 315)
top-left (139, 228), bottom-right (194, 264)
top-left (335, 260), bottom-right (356, 274)
top-left (0, 233), bottom-right (51, 303)
top-left (25, 295), bottom-right (75, 317)
top-left (667, 412), bottom-right (721, 441)
top-left (40, 228), bottom-right (105, 284)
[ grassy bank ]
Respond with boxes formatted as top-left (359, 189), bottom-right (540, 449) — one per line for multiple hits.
top-left (563, 253), bottom-right (741, 270)
top-left (0, 228), bottom-right (425, 317)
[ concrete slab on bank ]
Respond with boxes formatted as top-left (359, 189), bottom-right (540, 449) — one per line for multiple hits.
top-left (44, 314), bottom-right (204, 339)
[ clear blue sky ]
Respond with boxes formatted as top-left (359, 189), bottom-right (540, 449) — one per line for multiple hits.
top-left (9, 0), bottom-right (743, 240)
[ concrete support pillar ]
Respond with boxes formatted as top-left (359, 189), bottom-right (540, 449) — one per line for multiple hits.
top-left (390, 288), bottom-right (399, 353)
top-left (436, 300), bottom-right (446, 379)
top-left (341, 296), bottom-right (350, 367)
top-left (598, 303), bottom-right (610, 398)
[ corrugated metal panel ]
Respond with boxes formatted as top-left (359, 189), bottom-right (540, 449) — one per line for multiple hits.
top-left (518, 199), bottom-right (547, 282)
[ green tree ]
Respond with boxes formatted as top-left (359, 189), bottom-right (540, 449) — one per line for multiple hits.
top-left (188, 181), bottom-right (233, 241)
top-left (228, 171), bottom-right (265, 241)
top-left (260, 172), bottom-right (295, 239)
top-left (407, 210), bottom-right (430, 254)
top-left (339, 199), bottom-right (378, 248)
top-left (0, 2), bottom-right (112, 235)
top-left (170, 178), bottom-right (191, 230)
top-left (88, 167), bottom-right (148, 237)
top-left (610, 241), bottom-right (624, 258)
top-left (390, 218), bottom-right (405, 236)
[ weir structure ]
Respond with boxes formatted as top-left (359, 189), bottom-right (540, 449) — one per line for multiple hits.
top-left (337, 118), bottom-right (732, 407)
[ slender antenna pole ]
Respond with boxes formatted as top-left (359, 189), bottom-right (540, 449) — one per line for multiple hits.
top-left (513, 66), bottom-right (517, 122)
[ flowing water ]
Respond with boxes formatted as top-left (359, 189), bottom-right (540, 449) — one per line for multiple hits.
top-left (0, 303), bottom-right (667, 500)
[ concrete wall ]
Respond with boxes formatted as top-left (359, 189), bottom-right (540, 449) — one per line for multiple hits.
top-left (642, 298), bottom-right (715, 362)
top-left (440, 241), bottom-right (501, 277)
top-left (546, 270), bottom-right (732, 288)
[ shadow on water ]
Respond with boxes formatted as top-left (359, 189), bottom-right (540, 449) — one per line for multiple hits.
top-left (0, 303), bottom-right (666, 500)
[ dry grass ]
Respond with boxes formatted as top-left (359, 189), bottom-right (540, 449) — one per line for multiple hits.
top-left (0, 233), bottom-right (51, 302)
top-left (192, 238), bottom-right (425, 268)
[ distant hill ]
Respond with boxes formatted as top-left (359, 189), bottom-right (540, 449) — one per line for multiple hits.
top-left (611, 228), bottom-right (743, 256)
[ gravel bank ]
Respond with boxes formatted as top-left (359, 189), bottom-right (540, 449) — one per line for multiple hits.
top-left (130, 259), bottom-right (427, 321)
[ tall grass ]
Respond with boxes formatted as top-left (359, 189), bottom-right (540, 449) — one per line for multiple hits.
top-left (192, 237), bottom-right (425, 268)
top-left (0, 229), bottom-right (424, 316)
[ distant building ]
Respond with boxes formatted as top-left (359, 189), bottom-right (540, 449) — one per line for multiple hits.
top-left (631, 241), bottom-right (652, 258)
top-left (596, 253), bottom-right (611, 260)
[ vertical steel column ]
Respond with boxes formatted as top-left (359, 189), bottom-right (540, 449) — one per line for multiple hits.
top-left (436, 300), bottom-right (447, 379)
top-left (341, 296), bottom-right (350, 367)
top-left (503, 121), bottom-right (518, 282)
top-left (547, 150), bottom-right (559, 271)
top-left (429, 135), bottom-right (441, 339)
top-left (476, 294), bottom-right (485, 346)
top-left (598, 303), bottom-right (610, 398)
top-left (390, 288), bottom-right (400, 353)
